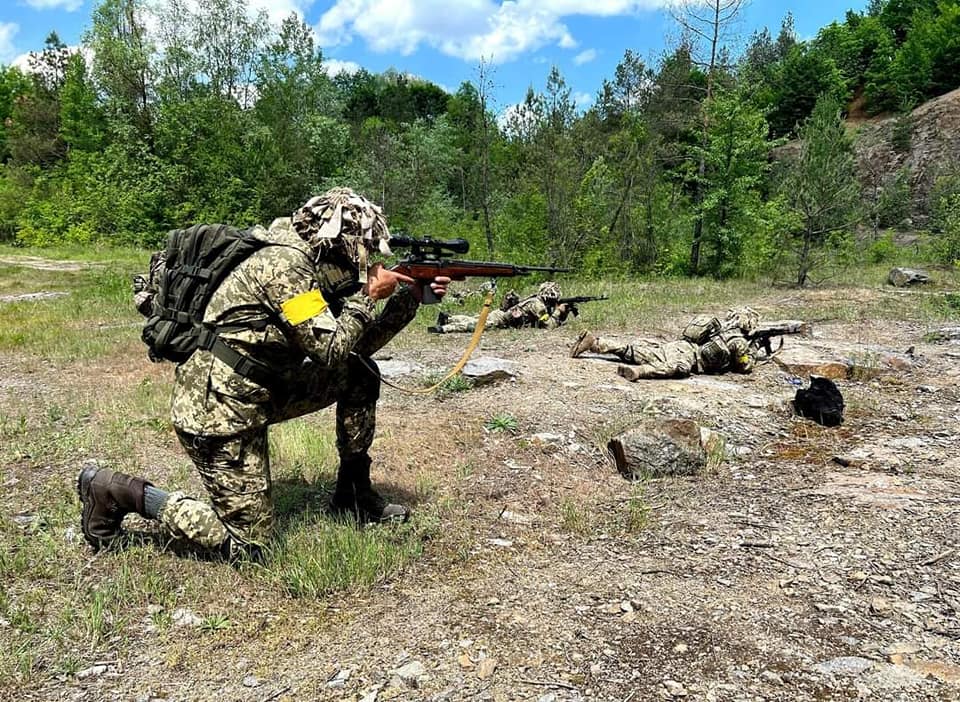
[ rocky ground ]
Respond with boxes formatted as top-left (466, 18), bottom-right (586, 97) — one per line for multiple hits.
top-left (3, 268), bottom-right (960, 702)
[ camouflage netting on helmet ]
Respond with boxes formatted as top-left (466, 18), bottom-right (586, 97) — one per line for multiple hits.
top-left (724, 306), bottom-right (760, 335)
top-left (292, 188), bottom-right (392, 278)
top-left (537, 281), bottom-right (561, 301)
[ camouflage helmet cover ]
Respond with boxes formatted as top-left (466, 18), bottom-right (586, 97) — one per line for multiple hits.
top-left (537, 281), bottom-right (561, 301)
top-left (724, 306), bottom-right (760, 335)
top-left (291, 187), bottom-right (392, 279)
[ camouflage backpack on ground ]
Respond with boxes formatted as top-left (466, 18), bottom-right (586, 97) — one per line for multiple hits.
top-left (141, 224), bottom-right (271, 365)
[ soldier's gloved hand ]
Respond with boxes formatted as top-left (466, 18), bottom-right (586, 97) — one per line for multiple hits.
top-left (556, 302), bottom-right (575, 321)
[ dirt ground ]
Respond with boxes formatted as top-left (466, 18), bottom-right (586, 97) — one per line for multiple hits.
top-left (3, 274), bottom-right (960, 702)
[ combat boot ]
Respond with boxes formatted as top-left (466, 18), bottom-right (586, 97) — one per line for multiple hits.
top-left (570, 330), bottom-right (597, 358)
top-left (330, 454), bottom-right (409, 524)
top-left (77, 464), bottom-right (151, 550)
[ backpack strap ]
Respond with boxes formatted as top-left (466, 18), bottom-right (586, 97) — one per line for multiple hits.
top-left (197, 325), bottom-right (279, 393)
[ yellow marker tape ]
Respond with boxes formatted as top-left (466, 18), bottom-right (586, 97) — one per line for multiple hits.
top-left (539, 313), bottom-right (550, 322)
top-left (281, 290), bottom-right (328, 325)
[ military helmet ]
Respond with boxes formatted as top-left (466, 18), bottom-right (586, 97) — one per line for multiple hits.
top-left (537, 281), bottom-right (561, 302)
top-left (724, 306), bottom-right (760, 335)
top-left (291, 187), bottom-right (392, 280)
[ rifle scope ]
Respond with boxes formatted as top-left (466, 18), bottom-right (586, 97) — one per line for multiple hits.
top-left (390, 235), bottom-right (470, 256)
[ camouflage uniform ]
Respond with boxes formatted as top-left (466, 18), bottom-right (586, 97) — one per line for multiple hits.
top-left (572, 307), bottom-right (759, 381)
top-left (161, 218), bottom-right (418, 551)
top-left (133, 251), bottom-right (166, 317)
top-left (435, 286), bottom-right (567, 334)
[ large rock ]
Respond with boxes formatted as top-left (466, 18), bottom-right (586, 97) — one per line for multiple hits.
top-left (924, 326), bottom-right (960, 343)
top-left (888, 267), bottom-right (930, 287)
top-left (774, 343), bottom-right (915, 379)
top-left (461, 357), bottom-right (518, 385)
top-left (375, 360), bottom-right (423, 379)
top-left (607, 418), bottom-right (722, 479)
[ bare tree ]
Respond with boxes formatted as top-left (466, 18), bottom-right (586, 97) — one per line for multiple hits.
top-left (669, 0), bottom-right (748, 273)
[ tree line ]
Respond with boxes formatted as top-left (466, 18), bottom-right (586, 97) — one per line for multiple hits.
top-left (1, 0), bottom-right (958, 285)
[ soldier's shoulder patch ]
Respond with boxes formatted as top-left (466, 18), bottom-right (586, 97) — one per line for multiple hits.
top-left (281, 290), bottom-right (328, 326)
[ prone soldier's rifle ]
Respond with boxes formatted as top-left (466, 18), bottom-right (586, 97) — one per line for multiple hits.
top-left (747, 320), bottom-right (811, 358)
top-left (556, 294), bottom-right (608, 317)
top-left (389, 235), bottom-right (568, 303)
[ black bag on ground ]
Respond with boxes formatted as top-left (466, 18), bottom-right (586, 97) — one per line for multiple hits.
top-left (794, 376), bottom-right (845, 427)
top-left (141, 224), bottom-right (268, 364)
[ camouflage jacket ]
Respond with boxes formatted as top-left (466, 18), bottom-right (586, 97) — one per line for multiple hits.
top-left (171, 218), bottom-right (418, 436)
top-left (506, 295), bottom-right (565, 329)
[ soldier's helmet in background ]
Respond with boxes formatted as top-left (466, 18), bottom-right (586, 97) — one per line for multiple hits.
top-left (537, 281), bottom-right (561, 302)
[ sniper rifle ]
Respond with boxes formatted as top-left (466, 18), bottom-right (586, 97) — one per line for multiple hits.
top-left (389, 235), bottom-right (569, 304)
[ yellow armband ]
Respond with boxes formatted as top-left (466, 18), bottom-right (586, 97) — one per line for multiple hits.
top-left (281, 290), bottom-right (328, 325)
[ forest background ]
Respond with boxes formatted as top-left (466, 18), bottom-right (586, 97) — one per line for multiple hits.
top-left (1, 0), bottom-right (960, 286)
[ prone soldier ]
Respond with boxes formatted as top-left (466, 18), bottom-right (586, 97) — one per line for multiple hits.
top-left (570, 307), bottom-right (760, 381)
top-left (429, 281), bottom-right (573, 334)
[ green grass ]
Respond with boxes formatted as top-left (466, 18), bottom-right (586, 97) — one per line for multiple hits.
top-left (484, 412), bottom-right (519, 433)
top-left (2, 245), bottom-right (959, 690)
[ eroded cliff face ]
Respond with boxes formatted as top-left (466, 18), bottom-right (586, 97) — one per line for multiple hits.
top-left (773, 88), bottom-right (960, 220)
top-left (855, 87), bottom-right (960, 216)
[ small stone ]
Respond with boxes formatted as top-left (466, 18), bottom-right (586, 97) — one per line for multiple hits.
top-left (663, 679), bottom-right (687, 697)
top-left (811, 657), bottom-right (874, 676)
top-left (620, 601), bottom-right (634, 613)
top-left (759, 670), bottom-right (783, 685)
top-left (488, 538), bottom-right (513, 548)
top-left (476, 658), bottom-right (497, 679)
top-left (75, 664), bottom-right (108, 680)
top-left (537, 695), bottom-right (557, 702)
top-left (242, 675), bottom-right (261, 688)
top-left (870, 597), bottom-right (891, 613)
top-left (458, 654), bottom-right (474, 669)
top-left (673, 643), bottom-right (688, 654)
top-left (327, 669), bottom-right (351, 689)
top-left (146, 604), bottom-right (164, 616)
top-left (390, 661), bottom-right (427, 687)
top-left (171, 608), bottom-right (202, 628)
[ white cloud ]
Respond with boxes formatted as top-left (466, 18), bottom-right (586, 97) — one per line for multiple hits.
top-left (322, 58), bottom-right (362, 76)
top-left (23, 0), bottom-right (84, 11)
top-left (574, 91), bottom-right (593, 109)
top-left (317, 0), bottom-right (668, 63)
top-left (0, 23), bottom-right (19, 64)
top-left (573, 48), bottom-right (597, 65)
top-left (11, 45), bottom-right (92, 74)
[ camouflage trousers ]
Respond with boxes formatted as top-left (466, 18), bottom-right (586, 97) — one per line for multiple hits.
top-left (438, 310), bottom-right (512, 333)
top-left (159, 354), bottom-right (381, 551)
top-left (597, 338), bottom-right (699, 380)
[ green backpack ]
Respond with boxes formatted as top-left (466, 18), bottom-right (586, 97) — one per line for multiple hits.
top-left (141, 224), bottom-right (269, 364)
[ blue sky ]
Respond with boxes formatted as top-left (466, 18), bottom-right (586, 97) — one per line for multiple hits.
top-left (1, 0), bottom-right (868, 111)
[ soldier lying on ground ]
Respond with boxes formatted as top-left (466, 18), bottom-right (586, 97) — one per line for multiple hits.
top-left (570, 307), bottom-right (760, 381)
top-left (428, 281), bottom-right (573, 333)
top-left (79, 188), bottom-right (450, 562)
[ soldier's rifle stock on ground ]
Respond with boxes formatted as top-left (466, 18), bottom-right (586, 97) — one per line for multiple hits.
top-left (389, 235), bottom-right (569, 304)
top-left (557, 294), bottom-right (609, 317)
top-left (747, 320), bottom-right (811, 358)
